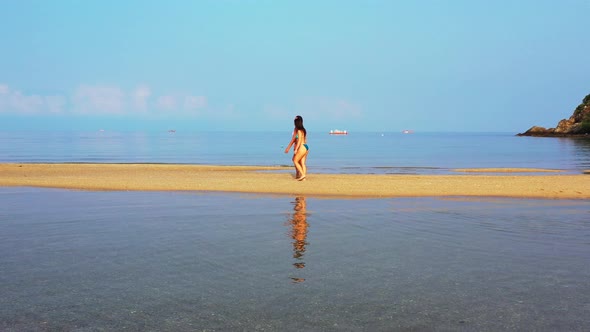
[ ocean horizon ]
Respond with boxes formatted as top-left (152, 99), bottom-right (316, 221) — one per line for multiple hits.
top-left (3, 0), bottom-right (589, 329)
top-left (1, 130), bottom-right (589, 174)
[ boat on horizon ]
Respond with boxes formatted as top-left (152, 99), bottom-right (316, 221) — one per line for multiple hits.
top-left (329, 129), bottom-right (348, 135)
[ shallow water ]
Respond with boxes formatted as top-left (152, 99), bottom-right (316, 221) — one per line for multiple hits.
top-left (1, 188), bottom-right (589, 331)
top-left (2, 131), bottom-right (590, 174)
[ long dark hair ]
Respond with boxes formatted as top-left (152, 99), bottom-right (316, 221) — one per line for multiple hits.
top-left (294, 115), bottom-right (306, 138)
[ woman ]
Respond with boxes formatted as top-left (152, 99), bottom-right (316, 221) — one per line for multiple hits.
top-left (284, 115), bottom-right (309, 180)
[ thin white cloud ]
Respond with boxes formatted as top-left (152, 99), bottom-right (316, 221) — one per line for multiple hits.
top-left (0, 84), bottom-right (65, 114)
top-left (1, 83), bottom-right (212, 117)
top-left (183, 95), bottom-right (207, 112)
top-left (132, 85), bottom-right (151, 112)
top-left (156, 95), bottom-right (177, 111)
top-left (11, 91), bottom-right (44, 114)
top-left (297, 96), bottom-right (363, 118)
top-left (215, 103), bottom-right (239, 118)
top-left (73, 85), bottom-right (125, 114)
top-left (44, 95), bottom-right (67, 114)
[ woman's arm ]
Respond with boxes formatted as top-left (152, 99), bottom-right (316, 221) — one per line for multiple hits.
top-left (284, 130), bottom-right (297, 153)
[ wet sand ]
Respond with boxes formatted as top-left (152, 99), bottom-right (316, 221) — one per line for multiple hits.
top-left (1, 163), bottom-right (589, 199)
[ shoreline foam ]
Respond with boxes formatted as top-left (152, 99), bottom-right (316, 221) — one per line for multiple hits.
top-left (1, 163), bottom-right (589, 199)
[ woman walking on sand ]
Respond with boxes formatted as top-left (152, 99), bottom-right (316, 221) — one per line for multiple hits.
top-left (284, 115), bottom-right (309, 180)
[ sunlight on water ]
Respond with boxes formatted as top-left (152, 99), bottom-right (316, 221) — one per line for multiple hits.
top-left (1, 131), bottom-right (590, 174)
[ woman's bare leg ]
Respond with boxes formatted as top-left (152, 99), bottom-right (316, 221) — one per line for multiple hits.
top-left (301, 153), bottom-right (308, 178)
top-left (293, 149), bottom-right (308, 180)
top-left (293, 157), bottom-right (304, 179)
top-left (292, 154), bottom-right (300, 178)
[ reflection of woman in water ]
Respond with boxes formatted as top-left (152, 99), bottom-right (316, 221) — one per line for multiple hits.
top-left (284, 115), bottom-right (309, 181)
top-left (288, 196), bottom-right (308, 270)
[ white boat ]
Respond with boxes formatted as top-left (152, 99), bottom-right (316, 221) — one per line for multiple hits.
top-left (329, 129), bottom-right (348, 135)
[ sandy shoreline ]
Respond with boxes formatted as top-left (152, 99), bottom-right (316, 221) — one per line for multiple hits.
top-left (1, 163), bottom-right (589, 199)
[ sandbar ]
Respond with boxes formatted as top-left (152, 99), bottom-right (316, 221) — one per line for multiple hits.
top-left (453, 168), bottom-right (563, 173)
top-left (1, 163), bottom-right (589, 199)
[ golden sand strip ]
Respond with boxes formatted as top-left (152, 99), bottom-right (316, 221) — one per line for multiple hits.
top-left (1, 163), bottom-right (589, 199)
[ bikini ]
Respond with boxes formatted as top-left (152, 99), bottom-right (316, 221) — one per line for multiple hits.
top-left (295, 134), bottom-right (309, 151)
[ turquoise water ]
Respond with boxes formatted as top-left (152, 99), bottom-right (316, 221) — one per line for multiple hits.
top-left (1, 131), bottom-right (590, 173)
top-left (1, 188), bottom-right (589, 331)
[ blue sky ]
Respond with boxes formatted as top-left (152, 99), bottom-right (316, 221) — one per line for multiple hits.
top-left (1, 0), bottom-right (588, 132)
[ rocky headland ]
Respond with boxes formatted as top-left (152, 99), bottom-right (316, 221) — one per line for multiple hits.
top-left (518, 93), bottom-right (590, 137)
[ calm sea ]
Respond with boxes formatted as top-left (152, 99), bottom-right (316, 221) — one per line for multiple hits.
top-left (1, 131), bottom-right (590, 331)
top-left (1, 130), bottom-right (590, 173)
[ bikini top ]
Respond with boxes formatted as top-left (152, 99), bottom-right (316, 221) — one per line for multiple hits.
top-left (295, 130), bottom-right (305, 140)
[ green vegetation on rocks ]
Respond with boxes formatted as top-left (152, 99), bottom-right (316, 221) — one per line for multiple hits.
top-left (519, 92), bottom-right (590, 136)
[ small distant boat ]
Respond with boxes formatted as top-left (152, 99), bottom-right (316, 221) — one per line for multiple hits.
top-left (329, 129), bottom-right (348, 135)
top-left (168, 129), bottom-right (176, 133)
top-left (402, 130), bottom-right (414, 134)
